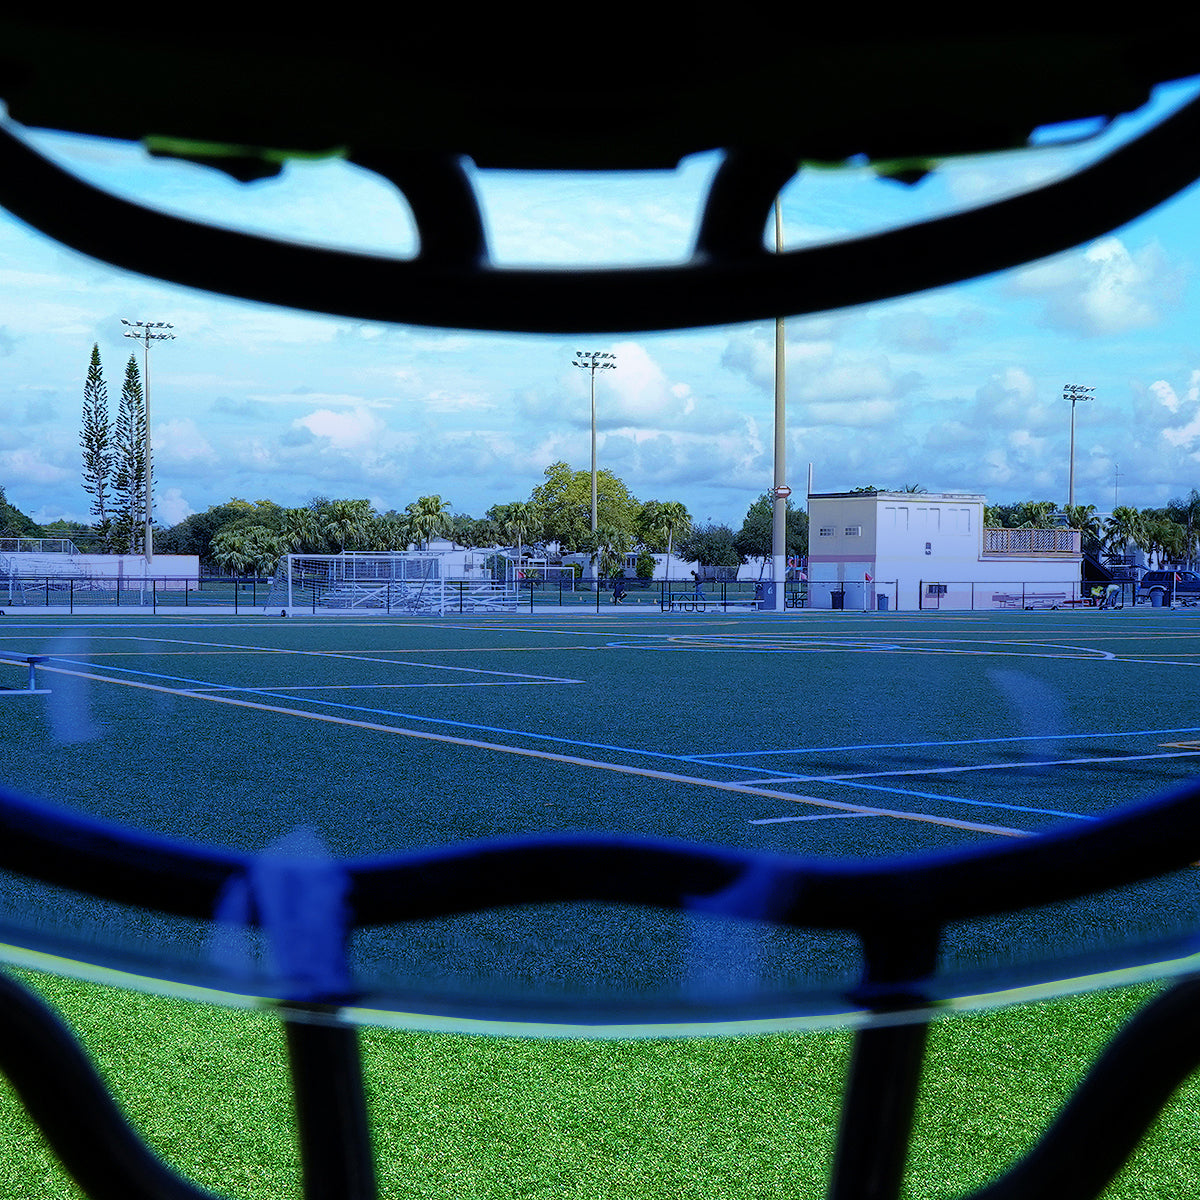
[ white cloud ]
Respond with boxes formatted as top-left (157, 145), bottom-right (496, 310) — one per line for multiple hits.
top-left (1159, 371), bottom-right (1200, 450)
top-left (155, 419), bottom-right (215, 463)
top-left (0, 448), bottom-right (73, 487)
top-left (156, 488), bottom-right (193, 524)
top-left (294, 407), bottom-right (386, 449)
top-left (802, 399), bottom-right (899, 427)
top-left (1009, 236), bottom-right (1187, 335)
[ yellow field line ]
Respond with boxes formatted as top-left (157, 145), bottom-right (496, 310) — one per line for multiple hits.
top-left (30, 661), bottom-right (1029, 840)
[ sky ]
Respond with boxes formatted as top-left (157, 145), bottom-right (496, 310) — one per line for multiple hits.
top-left (5, 78), bottom-right (1200, 532)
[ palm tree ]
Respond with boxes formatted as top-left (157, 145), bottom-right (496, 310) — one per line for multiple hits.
top-left (1167, 488), bottom-right (1200, 567)
top-left (404, 495), bottom-right (452, 550)
top-left (653, 500), bottom-right (691, 581)
top-left (1062, 504), bottom-right (1101, 553)
top-left (322, 499), bottom-right (374, 552)
top-left (1016, 500), bottom-right (1056, 529)
top-left (490, 501), bottom-right (542, 564)
top-left (366, 512), bottom-right (411, 551)
top-left (280, 507), bottom-right (323, 554)
top-left (1104, 506), bottom-right (1145, 563)
top-left (211, 526), bottom-right (285, 577)
top-left (1143, 515), bottom-right (1187, 569)
top-left (589, 521), bottom-right (630, 582)
top-left (210, 527), bottom-right (252, 576)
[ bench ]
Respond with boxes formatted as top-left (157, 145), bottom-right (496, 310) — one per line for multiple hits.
top-left (0, 655), bottom-right (50, 696)
top-left (1022, 592), bottom-right (1066, 610)
top-left (660, 592), bottom-right (760, 613)
top-left (662, 592), bottom-right (709, 612)
top-left (991, 592), bottom-right (1067, 610)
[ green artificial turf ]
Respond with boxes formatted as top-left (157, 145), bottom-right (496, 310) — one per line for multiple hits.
top-left (1, 971), bottom-right (1197, 1200)
top-left (4, 614), bottom-right (1200, 1196)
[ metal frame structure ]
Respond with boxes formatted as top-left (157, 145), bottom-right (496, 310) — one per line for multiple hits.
top-left (271, 552), bottom-right (447, 614)
top-left (268, 553), bottom-right (522, 614)
top-left (4, 23), bottom-right (1200, 1200)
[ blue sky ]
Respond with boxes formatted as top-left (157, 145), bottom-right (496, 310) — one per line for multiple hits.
top-left (5, 78), bottom-right (1200, 531)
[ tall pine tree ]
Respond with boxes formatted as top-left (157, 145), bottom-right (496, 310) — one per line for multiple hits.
top-left (113, 354), bottom-right (147, 553)
top-left (80, 343), bottom-right (114, 543)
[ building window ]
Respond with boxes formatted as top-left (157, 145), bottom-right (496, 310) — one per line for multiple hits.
top-left (818, 527), bottom-right (835, 537)
top-left (844, 526), bottom-right (862, 536)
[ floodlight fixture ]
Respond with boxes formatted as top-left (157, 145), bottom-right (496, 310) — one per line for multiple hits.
top-left (1063, 383), bottom-right (1095, 509)
top-left (571, 351), bottom-right (618, 533)
top-left (121, 319), bottom-right (177, 562)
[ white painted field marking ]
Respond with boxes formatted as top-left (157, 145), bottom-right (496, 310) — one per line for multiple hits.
top-left (124, 634), bottom-right (582, 683)
top-left (750, 813), bottom-right (872, 825)
top-left (194, 681), bottom-right (564, 691)
top-left (30, 660), bottom-right (1030, 840)
top-left (806, 749), bottom-right (1200, 782)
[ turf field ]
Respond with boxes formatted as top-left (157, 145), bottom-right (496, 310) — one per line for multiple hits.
top-left (2, 608), bottom-right (1200, 1196)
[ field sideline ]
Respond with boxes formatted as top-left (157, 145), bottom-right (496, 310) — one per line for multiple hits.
top-left (2, 609), bottom-right (1200, 1195)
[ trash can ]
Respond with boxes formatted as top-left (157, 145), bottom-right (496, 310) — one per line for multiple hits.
top-left (831, 590), bottom-right (845, 610)
top-left (757, 582), bottom-right (776, 610)
top-left (877, 594), bottom-right (889, 612)
top-left (1150, 590), bottom-right (1164, 607)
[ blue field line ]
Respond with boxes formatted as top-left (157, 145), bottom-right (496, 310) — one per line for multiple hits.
top-left (46, 656), bottom-right (250, 691)
top-left (684, 726), bottom-right (1200, 761)
top-left (41, 655), bottom-right (709, 767)
top-left (39, 655), bottom-right (1195, 824)
top-left (820, 779), bottom-right (1097, 821)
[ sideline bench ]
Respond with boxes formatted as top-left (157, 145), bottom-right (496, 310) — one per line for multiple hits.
top-left (0, 655), bottom-right (50, 696)
top-left (1022, 591), bottom-right (1067, 609)
top-left (991, 592), bottom-right (1067, 610)
top-left (660, 592), bottom-right (760, 613)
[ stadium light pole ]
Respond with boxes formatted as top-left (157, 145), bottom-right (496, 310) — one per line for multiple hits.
top-left (1063, 383), bottom-right (1094, 509)
top-left (121, 320), bottom-right (175, 562)
top-left (771, 198), bottom-right (788, 612)
top-left (571, 351), bottom-right (617, 532)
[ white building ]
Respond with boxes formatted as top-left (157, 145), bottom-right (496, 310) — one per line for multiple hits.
top-left (807, 492), bottom-right (1083, 611)
top-left (0, 538), bottom-right (199, 584)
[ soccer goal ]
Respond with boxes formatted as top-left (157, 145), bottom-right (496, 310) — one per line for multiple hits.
top-left (269, 552), bottom-right (522, 614)
top-left (270, 552), bottom-right (450, 613)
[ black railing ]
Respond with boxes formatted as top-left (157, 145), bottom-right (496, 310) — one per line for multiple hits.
top-left (0, 577), bottom-right (272, 612)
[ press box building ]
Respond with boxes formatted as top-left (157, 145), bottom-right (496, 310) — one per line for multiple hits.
top-left (806, 491), bottom-right (1082, 612)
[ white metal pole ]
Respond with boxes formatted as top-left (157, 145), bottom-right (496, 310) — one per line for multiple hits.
top-left (1063, 383), bottom-right (1094, 510)
top-left (772, 198), bottom-right (787, 612)
top-left (572, 352), bottom-right (616, 538)
top-left (590, 367), bottom-right (598, 533)
top-left (121, 320), bottom-right (174, 565)
top-left (143, 338), bottom-right (152, 562)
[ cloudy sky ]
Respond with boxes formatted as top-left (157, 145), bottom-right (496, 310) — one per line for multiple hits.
top-left (5, 77), bottom-right (1200, 532)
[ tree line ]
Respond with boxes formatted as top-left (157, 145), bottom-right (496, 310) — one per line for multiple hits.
top-left (143, 463), bottom-right (809, 578)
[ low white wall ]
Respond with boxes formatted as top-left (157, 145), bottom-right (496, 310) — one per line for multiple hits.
top-left (4, 553), bottom-right (200, 580)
